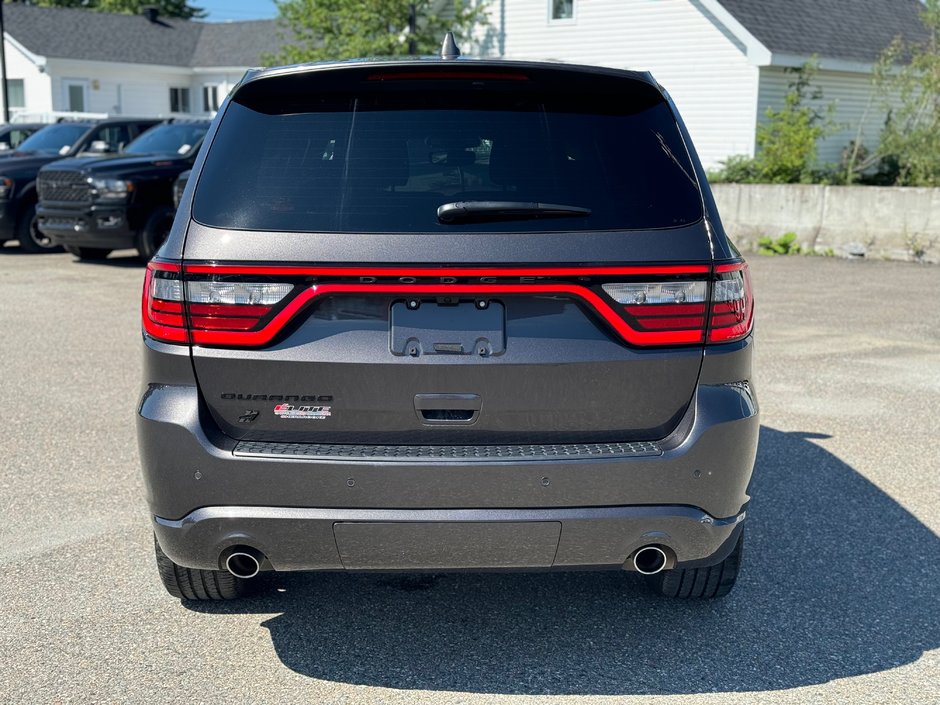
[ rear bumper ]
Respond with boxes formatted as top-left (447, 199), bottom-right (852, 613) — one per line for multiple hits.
top-left (36, 203), bottom-right (138, 248)
top-left (139, 338), bottom-right (759, 572)
top-left (154, 504), bottom-right (746, 573)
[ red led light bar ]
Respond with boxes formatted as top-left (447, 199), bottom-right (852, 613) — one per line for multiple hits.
top-left (142, 261), bottom-right (754, 349)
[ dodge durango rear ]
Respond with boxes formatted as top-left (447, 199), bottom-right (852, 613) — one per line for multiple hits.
top-left (138, 40), bottom-right (758, 601)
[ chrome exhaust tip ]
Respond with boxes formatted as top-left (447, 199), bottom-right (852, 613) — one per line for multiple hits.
top-left (632, 545), bottom-right (668, 575)
top-left (224, 549), bottom-right (262, 579)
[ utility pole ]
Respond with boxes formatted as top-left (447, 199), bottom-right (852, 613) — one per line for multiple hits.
top-left (408, 3), bottom-right (417, 55)
top-left (0, 2), bottom-right (9, 123)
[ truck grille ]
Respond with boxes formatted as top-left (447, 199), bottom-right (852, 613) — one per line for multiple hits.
top-left (38, 171), bottom-right (91, 203)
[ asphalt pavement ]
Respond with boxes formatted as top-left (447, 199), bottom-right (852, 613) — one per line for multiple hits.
top-left (1, 247), bottom-right (938, 704)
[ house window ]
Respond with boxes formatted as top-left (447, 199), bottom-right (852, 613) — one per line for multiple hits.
top-left (7, 79), bottom-right (25, 109)
top-left (202, 85), bottom-right (220, 113)
top-left (550, 0), bottom-right (575, 21)
top-left (63, 79), bottom-right (89, 112)
top-left (170, 87), bottom-right (191, 114)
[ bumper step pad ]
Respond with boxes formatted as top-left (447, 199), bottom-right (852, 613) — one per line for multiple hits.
top-left (233, 439), bottom-right (662, 462)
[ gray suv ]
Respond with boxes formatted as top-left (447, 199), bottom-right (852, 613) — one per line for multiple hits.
top-left (139, 40), bottom-right (758, 601)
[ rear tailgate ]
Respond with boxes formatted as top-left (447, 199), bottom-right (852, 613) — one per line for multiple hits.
top-left (180, 63), bottom-right (712, 445)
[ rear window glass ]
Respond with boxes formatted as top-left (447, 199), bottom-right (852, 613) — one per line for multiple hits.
top-left (193, 73), bottom-right (702, 233)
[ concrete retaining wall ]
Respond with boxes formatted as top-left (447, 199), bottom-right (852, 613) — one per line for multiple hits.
top-left (711, 184), bottom-right (940, 262)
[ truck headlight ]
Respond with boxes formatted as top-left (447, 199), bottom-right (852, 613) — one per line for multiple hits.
top-left (88, 177), bottom-right (133, 201)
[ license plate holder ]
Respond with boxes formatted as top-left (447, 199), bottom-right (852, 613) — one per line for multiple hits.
top-left (390, 301), bottom-right (505, 356)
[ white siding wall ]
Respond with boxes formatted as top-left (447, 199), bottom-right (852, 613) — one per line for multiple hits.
top-left (191, 72), bottom-right (243, 116)
top-left (756, 67), bottom-right (885, 167)
top-left (8, 57), bottom-right (245, 120)
top-left (1, 38), bottom-right (52, 117)
top-left (475, 0), bottom-right (760, 168)
top-left (44, 59), bottom-right (193, 116)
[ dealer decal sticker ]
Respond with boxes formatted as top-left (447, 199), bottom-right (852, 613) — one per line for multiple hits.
top-left (273, 403), bottom-right (332, 420)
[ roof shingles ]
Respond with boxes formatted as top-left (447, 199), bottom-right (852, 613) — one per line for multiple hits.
top-left (4, 4), bottom-right (285, 68)
top-left (5, 2), bottom-right (931, 69)
top-left (717, 0), bottom-right (930, 63)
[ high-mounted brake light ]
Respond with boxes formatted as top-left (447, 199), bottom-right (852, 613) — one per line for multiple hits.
top-left (367, 71), bottom-right (530, 82)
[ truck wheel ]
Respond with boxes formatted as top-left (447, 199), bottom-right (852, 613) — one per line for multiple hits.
top-left (65, 246), bottom-right (112, 261)
top-left (153, 535), bottom-right (253, 601)
top-left (16, 202), bottom-right (62, 253)
top-left (653, 532), bottom-right (743, 599)
top-left (136, 206), bottom-right (176, 260)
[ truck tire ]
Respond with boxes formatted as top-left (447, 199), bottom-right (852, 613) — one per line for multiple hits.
top-left (153, 535), bottom-right (253, 601)
top-left (16, 202), bottom-right (62, 253)
top-left (136, 206), bottom-right (176, 260)
top-left (653, 532), bottom-right (743, 599)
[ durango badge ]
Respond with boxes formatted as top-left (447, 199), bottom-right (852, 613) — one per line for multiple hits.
top-left (273, 403), bottom-right (332, 420)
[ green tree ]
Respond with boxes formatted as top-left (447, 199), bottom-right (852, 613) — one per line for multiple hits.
top-left (752, 59), bottom-right (835, 183)
top-left (267, 0), bottom-right (487, 64)
top-left (707, 60), bottom-right (835, 184)
top-left (4, 0), bottom-right (206, 20)
top-left (874, 0), bottom-right (940, 186)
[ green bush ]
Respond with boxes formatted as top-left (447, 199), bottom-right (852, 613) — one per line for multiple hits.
top-left (709, 60), bottom-right (836, 184)
top-left (758, 232), bottom-right (802, 256)
top-left (873, 2), bottom-right (940, 186)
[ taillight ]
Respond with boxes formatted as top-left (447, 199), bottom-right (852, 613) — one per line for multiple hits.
top-left (142, 261), bottom-right (752, 348)
top-left (143, 262), bottom-right (294, 343)
top-left (601, 261), bottom-right (753, 345)
top-left (142, 262), bottom-right (187, 343)
top-left (185, 281), bottom-right (293, 332)
top-left (602, 281), bottom-right (708, 343)
top-left (708, 262), bottom-right (754, 343)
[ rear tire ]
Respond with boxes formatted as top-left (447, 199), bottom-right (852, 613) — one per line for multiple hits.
top-left (65, 246), bottom-right (113, 260)
top-left (653, 531), bottom-right (743, 599)
top-left (153, 535), bottom-right (253, 601)
top-left (16, 202), bottom-right (62, 253)
top-left (136, 206), bottom-right (176, 261)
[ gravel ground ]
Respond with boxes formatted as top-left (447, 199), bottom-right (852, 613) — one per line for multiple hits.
top-left (0, 248), bottom-right (938, 704)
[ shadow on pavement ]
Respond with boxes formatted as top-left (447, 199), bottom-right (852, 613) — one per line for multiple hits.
top-left (0, 243), bottom-right (143, 267)
top-left (69, 253), bottom-right (144, 268)
top-left (185, 426), bottom-right (940, 694)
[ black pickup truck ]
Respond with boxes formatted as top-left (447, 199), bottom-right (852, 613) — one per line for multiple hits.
top-left (37, 119), bottom-right (210, 261)
top-left (0, 117), bottom-right (159, 252)
top-left (0, 123), bottom-right (45, 154)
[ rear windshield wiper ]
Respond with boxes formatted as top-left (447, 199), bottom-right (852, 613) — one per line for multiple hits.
top-left (437, 201), bottom-right (591, 224)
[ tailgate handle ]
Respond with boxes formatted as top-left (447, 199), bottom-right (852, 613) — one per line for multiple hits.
top-left (414, 394), bottom-right (481, 425)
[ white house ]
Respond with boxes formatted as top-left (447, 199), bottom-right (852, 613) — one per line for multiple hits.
top-left (2, 1), bottom-right (929, 170)
top-left (0, 4), bottom-right (284, 121)
top-left (475, 0), bottom-right (929, 168)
